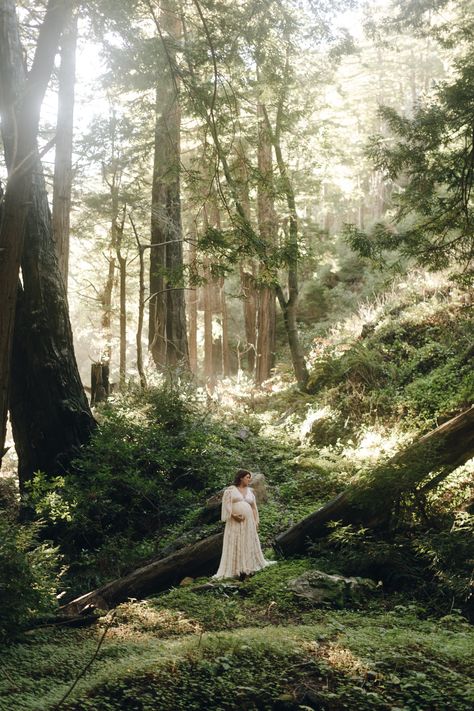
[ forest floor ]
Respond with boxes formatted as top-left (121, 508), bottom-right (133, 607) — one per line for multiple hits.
top-left (1, 576), bottom-right (473, 711)
top-left (1, 273), bottom-right (473, 710)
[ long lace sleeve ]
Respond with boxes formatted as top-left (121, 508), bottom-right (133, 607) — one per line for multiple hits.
top-left (221, 487), bottom-right (233, 522)
top-left (250, 489), bottom-right (259, 525)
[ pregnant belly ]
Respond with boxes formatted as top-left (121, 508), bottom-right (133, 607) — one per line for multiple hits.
top-left (232, 501), bottom-right (252, 519)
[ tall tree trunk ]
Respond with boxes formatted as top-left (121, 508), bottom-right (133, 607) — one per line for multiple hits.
top-left (203, 257), bottom-right (214, 386)
top-left (100, 251), bottom-right (115, 365)
top-left (187, 229), bottom-right (198, 374)
top-left (0, 0), bottom-right (93, 475)
top-left (52, 12), bottom-right (77, 287)
top-left (219, 276), bottom-right (230, 377)
top-left (149, 0), bottom-right (188, 369)
top-left (261, 94), bottom-right (309, 390)
top-left (115, 208), bottom-right (127, 383)
top-left (117, 250), bottom-right (127, 384)
top-left (255, 101), bottom-right (277, 385)
top-left (130, 216), bottom-right (147, 389)
top-left (241, 267), bottom-right (257, 373)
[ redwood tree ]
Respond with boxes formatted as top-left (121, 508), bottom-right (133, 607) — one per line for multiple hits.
top-left (0, 0), bottom-right (95, 485)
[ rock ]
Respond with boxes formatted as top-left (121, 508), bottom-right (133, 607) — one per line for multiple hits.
top-left (250, 472), bottom-right (268, 503)
top-left (288, 570), bottom-right (381, 608)
top-left (179, 577), bottom-right (194, 586)
top-left (236, 427), bottom-right (250, 441)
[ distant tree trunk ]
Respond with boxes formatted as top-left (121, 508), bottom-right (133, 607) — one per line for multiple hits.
top-left (52, 12), bottom-right (77, 287)
top-left (129, 216), bottom-right (147, 389)
top-left (149, 0), bottom-right (188, 369)
top-left (275, 407), bottom-right (474, 555)
top-left (91, 363), bottom-right (109, 405)
top-left (115, 212), bottom-right (127, 384)
top-left (100, 252), bottom-right (115, 365)
top-left (0, 0), bottom-right (93, 478)
top-left (187, 230), bottom-right (198, 374)
top-left (219, 276), bottom-right (230, 376)
top-left (203, 256), bottom-right (214, 385)
top-left (241, 268), bottom-right (257, 374)
top-left (255, 101), bottom-right (277, 385)
top-left (117, 252), bottom-right (127, 383)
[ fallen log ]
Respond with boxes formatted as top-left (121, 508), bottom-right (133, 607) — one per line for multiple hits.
top-left (61, 532), bottom-right (223, 616)
top-left (275, 406), bottom-right (474, 556)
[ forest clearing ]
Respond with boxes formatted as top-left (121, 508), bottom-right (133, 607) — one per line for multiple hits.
top-left (0, 0), bottom-right (473, 709)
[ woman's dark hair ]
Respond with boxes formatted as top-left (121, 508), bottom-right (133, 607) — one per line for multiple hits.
top-left (233, 469), bottom-right (251, 486)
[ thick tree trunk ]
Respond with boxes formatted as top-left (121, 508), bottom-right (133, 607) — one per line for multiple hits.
top-left (10, 162), bottom-right (95, 489)
top-left (0, 0), bottom-right (71, 463)
top-left (61, 532), bottom-right (224, 614)
top-left (52, 12), bottom-right (77, 287)
top-left (275, 407), bottom-right (474, 556)
top-left (149, 0), bottom-right (188, 369)
top-left (0, 0), bottom-right (93, 482)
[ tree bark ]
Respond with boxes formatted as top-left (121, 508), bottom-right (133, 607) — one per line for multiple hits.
top-left (61, 532), bottom-right (224, 614)
top-left (0, 0), bottom-right (72, 463)
top-left (52, 12), bottom-right (78, 287)
top-left (10, 159), bottom-right (95, 489)
top-left (149, 0), bottom-right (189, 369)
top-left (0, 0), bottom-right (94, 482)
top-left (275, 407), bottom-right (474, 556)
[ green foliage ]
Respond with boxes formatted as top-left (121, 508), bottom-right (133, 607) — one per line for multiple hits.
top-left (26, 385), bottom-right (250, 580)
top-left (347, 1), bottom-right (474, 280)
top-left (308, 515), bottom-right (474, 616)
top-left (0, 517), bottom-right (61, 641)
top-left (307, 300), bottom-right (473, 426)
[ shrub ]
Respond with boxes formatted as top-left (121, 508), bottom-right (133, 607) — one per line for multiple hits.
top-left (27, 386), bottom-right (241, 554)
top-left (0, 517), bottom-right (61, 641)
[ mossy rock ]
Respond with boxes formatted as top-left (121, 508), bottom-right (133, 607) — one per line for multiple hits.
top-left (288, 570), bottom-right (381, 608)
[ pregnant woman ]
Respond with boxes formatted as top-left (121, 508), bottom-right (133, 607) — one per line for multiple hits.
top-left (214, 469), bottom-right (275, 579)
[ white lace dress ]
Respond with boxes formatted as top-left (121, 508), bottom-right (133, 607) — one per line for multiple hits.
top-left (213, 485), bottom-right (275, 579)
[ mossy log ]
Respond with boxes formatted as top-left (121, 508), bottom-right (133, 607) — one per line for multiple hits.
top-left (275, 407), bottom-right (474, 556)
top-left (61, 532), bottom-right (223, 616)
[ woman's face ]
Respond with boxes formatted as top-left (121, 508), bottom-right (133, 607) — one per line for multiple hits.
top-left (241, 472), bottom-right (252, 486)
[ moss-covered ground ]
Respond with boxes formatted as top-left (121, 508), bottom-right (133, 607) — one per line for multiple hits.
top-left (1, 565), bottom-right (473, 711)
